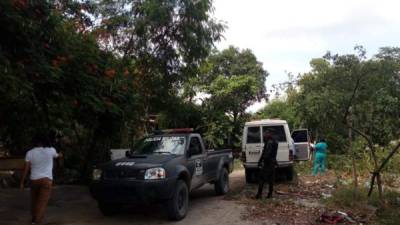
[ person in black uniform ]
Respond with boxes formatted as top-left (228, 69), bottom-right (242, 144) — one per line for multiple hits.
top-left (255, 131), bottom-right (278, 199)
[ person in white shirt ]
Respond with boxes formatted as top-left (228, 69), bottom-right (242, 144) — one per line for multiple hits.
top-left (20, 134), bottom-right (62, 225)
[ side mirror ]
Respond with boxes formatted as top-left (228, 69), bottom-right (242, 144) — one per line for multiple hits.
top-left (125, 150), bottom-right (132, 158)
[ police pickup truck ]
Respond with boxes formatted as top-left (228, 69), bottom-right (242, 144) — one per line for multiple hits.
top-left (90, 129), bottom-right (233, 220)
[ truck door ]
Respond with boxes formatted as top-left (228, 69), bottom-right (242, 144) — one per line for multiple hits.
top-left (262, 125), bottom-right (289, 162)
top-left (187, 136), bottom-right (206, 190)
top-left (244, 126), bottom-right (263, 164)
top-left (291, 129), bottom-right (310, 161)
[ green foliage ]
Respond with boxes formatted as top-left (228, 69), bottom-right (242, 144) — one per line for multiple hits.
top-left (162, 46), bottom-right (268, 149)
top-left (94, 0), bottom-right (224, 113)
top-left (207, 75), bottom-right (261, 113)
top-left (0, 0), bottom-right (224, 181)
top-left (0, 0), bottom-right (144, 180)
top-left (325, 185), bottom-right (369, 208)
top-left (293, 47), bottom-right (400, 152)
top-left (327, 139), bottom-right (400, 182)
top-left (198, 46), bottom-right (268, 147)
top-left (294, 161), bottom-right (312, 176)
top-left (326, 186), bottom-right (400, 225)
top-left (233, 159), bottom-right (243, 171)
top-left (157, 98), bottom-right (203, 129)
top-left (255, 100), bottom-right (299, 130)
top-left (202, 112), bottom-right (234, 148)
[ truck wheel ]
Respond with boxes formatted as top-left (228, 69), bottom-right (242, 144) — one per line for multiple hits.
top-left (286, 166), bottom-right (294, 181)
top-left (98, 202), bottom-right (118, 216)
top-left (245, 169), bottom-right (256, 183)
top-left (215, 168), bottom-right (229, 195)
top-left (167, 180), bottom-right (189, 220)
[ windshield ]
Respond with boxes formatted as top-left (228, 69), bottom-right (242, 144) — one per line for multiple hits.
top-left (132, 136), bottom-right (186, 155)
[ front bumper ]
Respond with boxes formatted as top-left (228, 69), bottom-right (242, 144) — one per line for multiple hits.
top-left (90, 178), bottom-right (175, 204)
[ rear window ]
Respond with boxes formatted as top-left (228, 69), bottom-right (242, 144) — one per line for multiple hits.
top-left (246, 126), bottom-right (261, 143)
top-left (292, 130), bottom-right (308, 142)
top-left (262, 126), bottom-right (287, 142)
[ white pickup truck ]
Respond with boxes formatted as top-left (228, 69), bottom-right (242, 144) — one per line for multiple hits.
top-left (241, 119), bottom-right (310, 183)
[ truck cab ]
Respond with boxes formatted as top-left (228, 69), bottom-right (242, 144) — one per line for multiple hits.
top-left (90, 130), bottom-right (233, 221)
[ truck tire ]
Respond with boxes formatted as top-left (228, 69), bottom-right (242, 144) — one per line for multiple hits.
top-left (98, 202), bottom-right (119, 216)
top-left (215, 168), bottom-right (229, 195)
top-left (245, 169), bottom-right (256, 183)
top-left (167, 180), bottom-right (189, 220)
top-left (286, 166), bottom-right (294, 181)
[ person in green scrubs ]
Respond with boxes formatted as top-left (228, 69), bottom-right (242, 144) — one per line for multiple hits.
top-left (313, 139), bottom-right (328, 176)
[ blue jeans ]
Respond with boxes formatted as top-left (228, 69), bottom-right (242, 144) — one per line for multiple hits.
top-left (313, 152), bottom-right (326, 175)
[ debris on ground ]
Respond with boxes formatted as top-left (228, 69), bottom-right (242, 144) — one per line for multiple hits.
top-left (319, 211), bottom-right (357, 224)
top-left (232, 172), bottom-right (338, 224)
top-left (229, 171), bottom-right (376, 225)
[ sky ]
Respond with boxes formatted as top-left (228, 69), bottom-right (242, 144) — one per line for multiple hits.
top-left (213, 0), bottom-right (400, 112)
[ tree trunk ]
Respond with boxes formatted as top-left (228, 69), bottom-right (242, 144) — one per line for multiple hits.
top-left (346, 126), bottom-right (383, 201)
top-left (231, 111), bottom-right (238, 148)
top-left (347, 110), bottom-right (358, 197)
top-left (80, 123), bottom-right (98, 183)
top-left (350, 145), bottom-right (358, 198)
top-left (368, 142), bottom-right (400, 197)
top-left (369, 146), bottom-right (383, 201)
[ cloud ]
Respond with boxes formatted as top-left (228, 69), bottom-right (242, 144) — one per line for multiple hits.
top-left (213, 0), bottom-right (400, 112)
top-left (263, 9), bottom-right (395, 43)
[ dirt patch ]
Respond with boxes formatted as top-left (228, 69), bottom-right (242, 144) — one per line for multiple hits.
top-left (0, 170), bottom-right (261, 225)
top-left (0, 169), bottom-right (379, 225)
top-left (227, 171), bottom-right (341, 225)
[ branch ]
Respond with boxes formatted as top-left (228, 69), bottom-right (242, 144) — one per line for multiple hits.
top-left (377, 141), bottom-right (400, 173)
top-left (342, 74), bottom-right (363, 123)
top-left (368, 172), bottom-right (376, 197)
top-left (348, 125), bottom-right (374, 150)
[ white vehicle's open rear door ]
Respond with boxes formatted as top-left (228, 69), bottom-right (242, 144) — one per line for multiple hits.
top-left (291, 129), bottom-right (310, 161)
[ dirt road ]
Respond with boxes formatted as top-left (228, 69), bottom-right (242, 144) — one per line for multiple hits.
top-left (0, 170), bottom-right (264, 225)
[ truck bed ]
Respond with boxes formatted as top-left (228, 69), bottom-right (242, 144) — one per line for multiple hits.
top-left (207, 148), bottom-right (232, 155)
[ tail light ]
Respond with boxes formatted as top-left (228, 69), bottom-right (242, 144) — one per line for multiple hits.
top-left (289, 149), bottom-right (294, 161)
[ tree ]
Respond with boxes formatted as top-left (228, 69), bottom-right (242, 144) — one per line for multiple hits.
top-left (93, 0), bottom-right (224, 118)
top-left (294, 46), bottom-right (400, 202)
top-left (341, 47), bottom-right (400, 201)
top-left (200, 46), bottom-right (268, 147)
top-left (255, 100), bottom-right (299, 130)
top-left (256, 73), bottom-right (301, 130)
top-left (0, 0), bottom-right (139, 180)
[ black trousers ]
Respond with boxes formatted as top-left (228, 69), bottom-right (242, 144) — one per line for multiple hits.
top-left (256, 164), bottom-right (276, 198)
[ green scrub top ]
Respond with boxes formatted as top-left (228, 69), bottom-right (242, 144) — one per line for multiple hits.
top-left (315, 142), bottom-right (327, 154)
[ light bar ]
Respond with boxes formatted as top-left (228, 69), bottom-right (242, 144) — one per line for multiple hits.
top-left (156, 128), bottom-right (194, 134)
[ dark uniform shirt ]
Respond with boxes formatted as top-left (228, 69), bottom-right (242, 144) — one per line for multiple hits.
top-left (260, 138), bottom-right (278, 164)
top-left (259, 138), bottom-right (278, 178)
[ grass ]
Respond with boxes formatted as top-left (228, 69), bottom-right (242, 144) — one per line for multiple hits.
top-left (294, 160), bottom-right (312, 176)
top-left (233, 159), bottom-right (244, 171)
top-left (325, 185), bottom-right (400, 225)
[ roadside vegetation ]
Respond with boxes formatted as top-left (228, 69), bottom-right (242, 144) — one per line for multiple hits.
top-left (256, 46), bottom-right (400, 221)
top-left (0, 0), bottom-right (399, 224)
top-left (1, 1), bottom-right (269, 182)
top-left (292, 137), bottom-right (400, 224)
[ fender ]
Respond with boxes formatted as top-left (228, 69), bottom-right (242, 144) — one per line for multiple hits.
top-left (215, 155), bottom-right (231, 180)
top-left (175, 164), bottom-right (192, 189)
